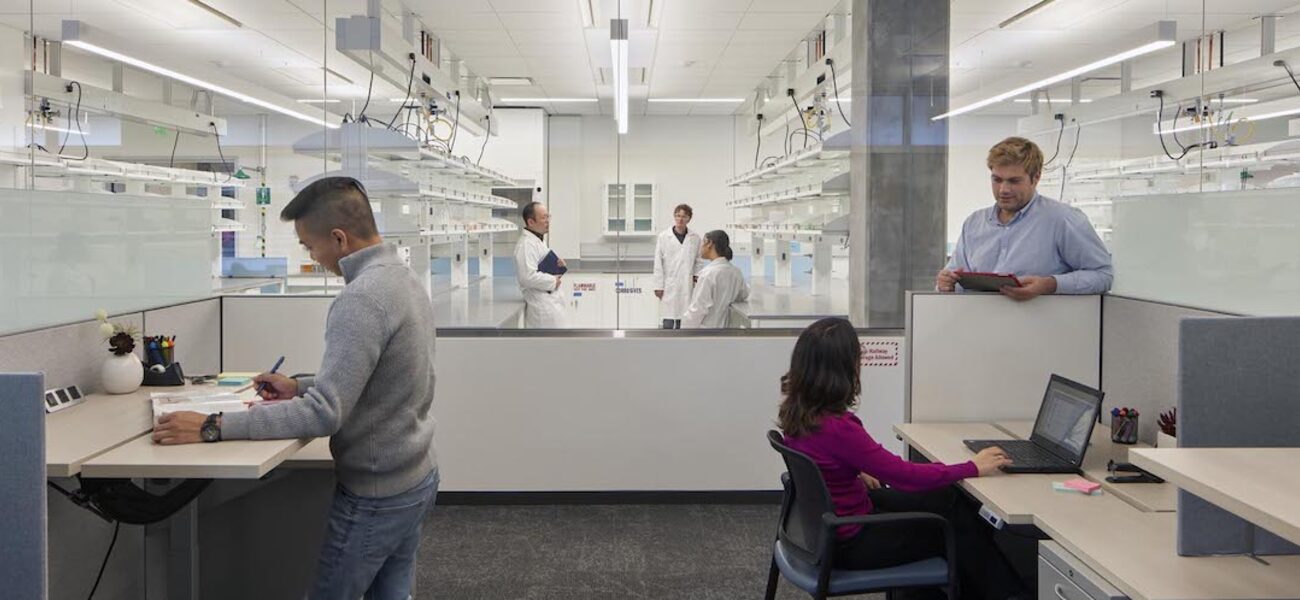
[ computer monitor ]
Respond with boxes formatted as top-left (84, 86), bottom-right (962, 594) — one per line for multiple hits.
top-left (1029, 375), bottom-right (1104, 464)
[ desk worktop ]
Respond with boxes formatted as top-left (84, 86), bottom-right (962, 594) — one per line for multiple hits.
top-left (46, 387), bottom-right (158, 477)
top-left (996, 420), bottom-right (1177, 513)
top-left (896, 422), bottom-right (1300, 600)
top-left (1130, 447), bottom-right (1300, 549)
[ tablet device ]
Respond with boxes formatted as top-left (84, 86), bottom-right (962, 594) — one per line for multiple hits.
top-left (538, 250), bottom-right (567, 276)
top-left (957, 271), bottom-right (1021, 292)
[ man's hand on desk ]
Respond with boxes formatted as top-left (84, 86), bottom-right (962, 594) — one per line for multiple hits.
top-left (152, 412), bottom-right (210, 445)
top-left (973, 447), bottom-right (1013, 476)
top-left (999, 275), bottom-right (1056, 301)
top-left (253, 372), bottom-right (298, 401)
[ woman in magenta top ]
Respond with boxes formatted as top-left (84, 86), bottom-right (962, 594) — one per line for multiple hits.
top-left (779, 318), bottom-right (1026, 600)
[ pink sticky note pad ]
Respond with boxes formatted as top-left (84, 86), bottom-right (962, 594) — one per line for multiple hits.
top-left (1063, 478), bottom-right (1101, 494)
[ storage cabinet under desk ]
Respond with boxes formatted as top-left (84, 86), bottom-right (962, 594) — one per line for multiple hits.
top-left (1039, 541), bottom-right (1128, 600)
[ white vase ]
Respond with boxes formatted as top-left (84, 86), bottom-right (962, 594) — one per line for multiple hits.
top-left (1156, 432), bottom-right (1177, 448)
top-left (101, 352), bottom-right (143, 395)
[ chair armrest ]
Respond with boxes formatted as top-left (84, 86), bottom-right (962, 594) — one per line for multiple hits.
top-left (823, 511), bottom-right (950, 530)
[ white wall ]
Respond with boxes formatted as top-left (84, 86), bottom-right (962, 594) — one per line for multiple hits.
top-left (546, 115), bottom-right (738, 259)
top-left (453, 108), bottom-right (545, 187)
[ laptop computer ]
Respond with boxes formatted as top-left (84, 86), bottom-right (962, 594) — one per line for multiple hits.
top-left (963, 374), bottom-right (1104, 474)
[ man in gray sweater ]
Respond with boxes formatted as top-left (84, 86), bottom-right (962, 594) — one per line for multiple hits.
top-left (153, 176), bottom-right (439, 600)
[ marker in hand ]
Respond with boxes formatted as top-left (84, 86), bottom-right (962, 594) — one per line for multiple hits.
top-left (254, 356), bottom-right (286, 396)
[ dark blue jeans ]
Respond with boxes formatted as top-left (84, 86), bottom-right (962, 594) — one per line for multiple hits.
top-left (310, 468), bottom-right (440, 600)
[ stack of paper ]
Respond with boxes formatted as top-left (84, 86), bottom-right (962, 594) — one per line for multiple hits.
top-left (150, 390), bottom-right (249, 421)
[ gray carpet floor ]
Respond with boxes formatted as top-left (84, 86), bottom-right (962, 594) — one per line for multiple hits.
top-left (412, 504), bottom-right (886, 600)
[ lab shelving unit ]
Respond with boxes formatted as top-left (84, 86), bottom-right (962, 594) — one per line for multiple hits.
top-left (726, 129), bottom-right (850, 294)
top-left (293, 124), bottom-right (520, 293)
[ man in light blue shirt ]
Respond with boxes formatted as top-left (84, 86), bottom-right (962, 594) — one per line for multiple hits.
top-left (937, 137), bottom-right (1112, 300)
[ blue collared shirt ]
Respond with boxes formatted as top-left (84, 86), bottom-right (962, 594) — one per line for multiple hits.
top-left (946, 194), bottom-right (1113, 295)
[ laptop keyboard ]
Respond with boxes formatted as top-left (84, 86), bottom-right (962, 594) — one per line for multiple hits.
top-left (964, 440), bottom-right (1064, 469)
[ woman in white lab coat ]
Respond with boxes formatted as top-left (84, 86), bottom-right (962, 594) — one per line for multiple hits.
top-left (514, 202), bottom-right (569, 328)
top-left (652, 204), bottom-right (704, 329)
top-left (682, 230), bottom-right (749, 329)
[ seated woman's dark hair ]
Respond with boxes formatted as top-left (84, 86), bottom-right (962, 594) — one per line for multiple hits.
top-left (704, 229), bottom-right (733, 260)
top-left (778, 317), bottom-right (862, 437)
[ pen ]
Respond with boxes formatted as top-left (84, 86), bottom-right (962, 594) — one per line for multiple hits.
top-left (255, 356), bottom-right (286, 395)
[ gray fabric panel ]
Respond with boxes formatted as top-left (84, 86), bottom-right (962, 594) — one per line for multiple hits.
top-left (142, 299), bottom-right (221, 376)
top-left (0, 373), bottom-right (47, 599)
top-left (1178, 317), bottom-right (1300, 556)
top-left (0, 313), bottom-right (144, 394)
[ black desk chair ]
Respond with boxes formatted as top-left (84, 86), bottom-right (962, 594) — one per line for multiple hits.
top-left (764, 430), bottom-right (958, 600)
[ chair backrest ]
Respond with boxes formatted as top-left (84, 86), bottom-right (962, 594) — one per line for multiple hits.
top-left (767, 429), bottom-right (838, 566)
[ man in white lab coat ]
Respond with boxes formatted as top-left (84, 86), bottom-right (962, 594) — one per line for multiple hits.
top-left (514, 202), bottom-right (569, 328)
top-left (652, 204), bottom-right (704, 329)
top-left (683, 230), bottom-right (749, 329)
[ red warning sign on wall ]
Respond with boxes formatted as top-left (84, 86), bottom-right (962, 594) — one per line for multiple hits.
top-left (861, 341), bottom-right (900, 367)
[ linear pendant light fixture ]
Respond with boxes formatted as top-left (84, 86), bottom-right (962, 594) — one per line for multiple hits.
top-left (611, 17), bottom-right (629, 135)
top-left (62, 20), bottom-right (338, 129)
top-left (933, 21), bottom-right (1176, 121)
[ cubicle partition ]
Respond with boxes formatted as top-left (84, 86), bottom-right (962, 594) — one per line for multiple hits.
top-left (905, 292), bottom-right (1101, 423)
top-left (220, 295), bottom-right (908, 490)
top-left (0, 373), bottom-right (46, 600)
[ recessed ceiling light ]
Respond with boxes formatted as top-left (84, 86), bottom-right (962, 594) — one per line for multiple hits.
top-left (648, 98), bottom-right (745, 103)
top-left (488, 77), bottom-right (535, 86)
top-left (500, 98), bottom-right (598, 103)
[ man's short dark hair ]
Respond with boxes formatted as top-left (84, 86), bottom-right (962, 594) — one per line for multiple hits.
top-left (281, 177), bottom-right (379, 239)
top-left (521, 201), bottom-right (543, 224)
top-left (673, 204), bottom-right (693, 218)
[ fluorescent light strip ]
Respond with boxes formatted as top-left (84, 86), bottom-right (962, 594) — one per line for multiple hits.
top-left (933, 39), bottom-right (1175, 121)
top-left (1158, 106), bottom-right (1300, 135)
top-left (1013, 98), bottom-right (1092, 103)
top-left (501, 98), bottom-right (599, 103)
top-left (648, 98), bottom-right (745, 103)
top-left (612, 38), bottom-right (628, 134)
top-left (31, 123), bottom-right (88, 136)
top-left (297, 99), bottom-right (341, 104)
top-left (64, 40), bottom-right (338, 128)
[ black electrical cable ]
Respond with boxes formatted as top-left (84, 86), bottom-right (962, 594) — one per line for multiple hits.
top-left (477, 114), bottom-right (492, 166)
top-left (448, 91), bottom-right (462, 153)
top-left (86, 521), bottom-right (120, 600)
top-left (1061, 121), bottom-right (1082, 199)
top-left (782, 110), bottom-right (791, 156)
top-left (386, 55), bottom-right (417, 130)
top-left (1277, 59), bottom-right (1300, 93)
top-left (1155, 92), bottom-right (1209, 161)
top-left (210, 122), bottom-right (232, 183)
top-left (789, 93), bottom-right (811, 150)
top-left (753, 115), bottom-right (763, 169)
top-left (357, 50), bottom-right (376, 123)
top-left (827, 59), bottom-right (851, 128)
top-left (1170, 102), bottom-right (1188, 152)
top-left (56, 81), bottom-right (89, 161)
top-left (1044, 116), bottom-right (1064, 165)
top-left (169, 128), bottom-right (181, 169)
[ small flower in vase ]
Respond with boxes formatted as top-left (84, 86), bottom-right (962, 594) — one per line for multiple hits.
top-left (95, 310), bottom-right (140, 356)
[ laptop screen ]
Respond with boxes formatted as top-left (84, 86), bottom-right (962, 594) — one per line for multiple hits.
top-left (1030, 375), bottom-right (1103, 463)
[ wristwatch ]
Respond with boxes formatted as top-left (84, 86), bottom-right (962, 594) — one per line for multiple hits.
top-left (201, 412), bottom-right (223, 443)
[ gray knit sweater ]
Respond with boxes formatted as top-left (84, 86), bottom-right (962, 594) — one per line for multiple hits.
top-left (222, 243), bottom-right (438, 498)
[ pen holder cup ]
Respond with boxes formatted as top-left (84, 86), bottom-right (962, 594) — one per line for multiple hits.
top-left (143, 362), bottom-right (186, 386)
top-left (1110, 414), bottom-right (1139, 445)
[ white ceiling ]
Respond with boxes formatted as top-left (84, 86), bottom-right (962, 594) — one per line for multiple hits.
top-left (7, 1), bottom-right (1300, 122)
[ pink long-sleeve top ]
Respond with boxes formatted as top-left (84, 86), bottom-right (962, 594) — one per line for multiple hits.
top-left (783, 412), bottom-right (979, 540)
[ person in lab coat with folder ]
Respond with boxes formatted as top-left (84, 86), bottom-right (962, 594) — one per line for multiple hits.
top-left (515, 201), bottom-right (569, 328)
top-left (652, 204), bottom-right (705, 329)
top-left (682, 230), bottom-right (748, 328)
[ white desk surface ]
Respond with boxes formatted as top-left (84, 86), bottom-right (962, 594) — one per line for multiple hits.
top-left (282, 437), bottom-right (333, 469)
top-left (46, 387), bottom-right (158, 477)
top-left (996, 420), bottom-right (1177, 513)
top-left (80, 435), bottom-right (311, 479)
top-left (896, 422), bottom-right (1300, 600)
top-left (1130, 448), bottom-right (1300, 549)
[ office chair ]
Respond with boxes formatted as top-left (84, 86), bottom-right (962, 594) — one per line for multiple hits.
top-left (765, 430), bottom-right (958, 600)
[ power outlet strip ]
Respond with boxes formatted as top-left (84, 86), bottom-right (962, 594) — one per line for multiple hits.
top-left (978, 504), bottom-right (1006, 530)
top-left (43, 385), bottom-right (85, 413)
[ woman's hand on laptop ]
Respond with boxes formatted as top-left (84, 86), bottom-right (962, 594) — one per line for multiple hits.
top-left (973, 447), bottom-right (1013, 476)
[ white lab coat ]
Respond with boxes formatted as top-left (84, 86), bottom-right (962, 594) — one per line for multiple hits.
top-left (651, 228), bottom-right (704, 320)
top-left (682, 257), bottom-right (749, 329)
top-left (514, 231), bottom-right (568, 328)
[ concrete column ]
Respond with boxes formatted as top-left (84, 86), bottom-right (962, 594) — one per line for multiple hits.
top-left (450, 236), bottom-right (469, 288)
top-left (812, 240), bottom-right (833, 296)
top-left (848, 0), bottom-right (949, 327)
top-left (774, 239), bottom-right (793, 288)
top-left (477, 233), bottom-right (494, 278)
top-left (749, 237), bottom-right (766, 279)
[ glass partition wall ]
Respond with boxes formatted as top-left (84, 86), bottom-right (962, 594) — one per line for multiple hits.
top-left (7, 0), bottom-right (1294, 336)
